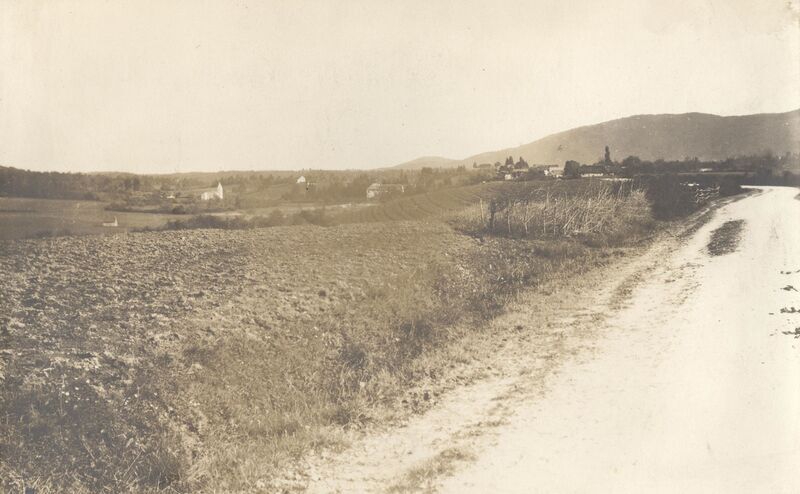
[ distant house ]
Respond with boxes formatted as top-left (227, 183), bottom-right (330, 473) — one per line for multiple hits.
top-left (366, 183), bottom-right (405, 199)
top-left (579, 165), bottom-right (606, 177)
top-left (102, 216), bottom-right (118, 227)
top-left (296, 176), bottom-right (307, 184)
top-left (200, 182), bottom-right (224, 201)
top-left (494, 157), bottom-right (531, 181)
top-left (544, 166), bottom-right (563, 177)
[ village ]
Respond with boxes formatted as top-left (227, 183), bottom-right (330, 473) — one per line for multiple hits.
top-left (80, 144), bottom-right (796, 227)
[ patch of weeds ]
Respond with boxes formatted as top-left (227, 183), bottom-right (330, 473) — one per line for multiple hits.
top-left (387, 447), bottom-right (477, 493)
top-left (706, 219), bottom-right (745, 256)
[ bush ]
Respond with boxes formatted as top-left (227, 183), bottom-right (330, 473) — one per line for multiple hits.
top-left (298, 208), bottom-right (332, 226)
top-left (633, 175), bottom-right (698, 219)
top-left (138, 208), bottom-right (334, 233)
top-left (31, 228), bottom-right (73, 238)
top-left (717, 176), bottom-right (743, 197)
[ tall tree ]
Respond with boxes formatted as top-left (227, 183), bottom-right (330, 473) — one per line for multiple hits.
top-left (564, 160), bottom-right (581, 178)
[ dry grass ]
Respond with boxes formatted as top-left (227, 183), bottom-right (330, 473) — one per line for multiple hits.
top-left (386, 447), bottom-right (477, 493)
top-left (706, 219), bottom-right (746, 256)
top-left (449, 182), bottom-right (653, 244)
top-left (334, 179), bottom-right (609, 224)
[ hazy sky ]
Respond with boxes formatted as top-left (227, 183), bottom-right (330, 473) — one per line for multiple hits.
top-left (1, 0), bottom-right (799, 173)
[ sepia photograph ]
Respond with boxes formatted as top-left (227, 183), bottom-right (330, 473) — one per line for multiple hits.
top-left (1, 1), bottom-right (799, 492)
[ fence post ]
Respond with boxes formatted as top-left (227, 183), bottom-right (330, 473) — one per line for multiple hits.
top-left (507, 200), bottom-right (513, 235)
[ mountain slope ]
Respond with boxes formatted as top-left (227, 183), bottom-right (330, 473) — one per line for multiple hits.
top-left (392, 156), bottom-right (459, 170)
top-left (393, 109), bottom-right (800, 168)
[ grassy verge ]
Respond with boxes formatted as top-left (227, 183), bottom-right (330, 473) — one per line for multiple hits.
top-left (170, 231), bottom-right (608, 491)
top-left (133, 208), bottom-right (333, 232)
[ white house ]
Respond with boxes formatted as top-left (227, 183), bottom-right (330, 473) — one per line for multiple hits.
top-left (200, 182), bottom-right (224, 201)
top-left (296, 176), bottom-right (307, 184)
top-left (544, 166), bottom-right (563, 177)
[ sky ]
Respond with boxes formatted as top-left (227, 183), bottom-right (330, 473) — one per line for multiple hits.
top-left (1, 0), bottom-right (799, 173)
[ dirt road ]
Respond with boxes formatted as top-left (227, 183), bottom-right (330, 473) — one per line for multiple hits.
top-left (296, 186), bottom-right (800, 493)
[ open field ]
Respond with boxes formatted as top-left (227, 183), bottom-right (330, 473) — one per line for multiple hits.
top-left (0, 197), bottom-right (184, 240)
top-left (0, 197), bottom-right (376, 240)
top-left (0, 178), bottom-right (665, 492)
top-left (1, 179), bottom-right (618, 240)
top-left (1, 222), bottom-right (509, 491)
top-left (335, 180), bottom-right (609, 224)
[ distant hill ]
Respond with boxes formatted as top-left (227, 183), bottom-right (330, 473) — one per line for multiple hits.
top-left (392, 156), bottom-right (459, 170)
top-left (392, 109), bottom-right (800, 169)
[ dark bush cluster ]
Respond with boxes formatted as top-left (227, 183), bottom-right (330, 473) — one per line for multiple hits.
top-left (137, 208), bottom-right (335, 232)
top-left (632, 174), bottom-right (744, 219)
top-left (633, 175), bottom-right (699, 219)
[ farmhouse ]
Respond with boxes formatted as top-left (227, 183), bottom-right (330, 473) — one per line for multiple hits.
top-left (495, 157), bottom-right (532, 181)
top-left (200, 182), bottom-right (224, 201)
top-left (296, 176), bottom-right (307, 184)
top-left (544, 166), bottom-right (563, 177)
top-left (579, 165), bottom-right (606, 177)
top-left (366, 183), bottom-right (405, 199)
